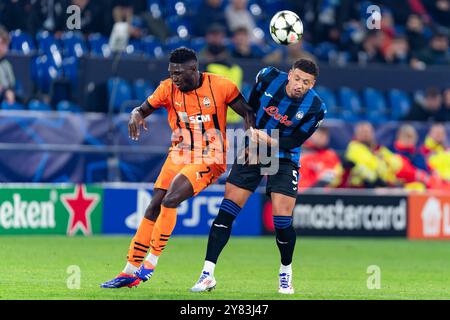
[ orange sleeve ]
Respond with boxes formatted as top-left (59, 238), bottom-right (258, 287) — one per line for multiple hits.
top-left (146, 80), bottom-right (171, 109)
top-left (219, 77), bottom-right (240, 104)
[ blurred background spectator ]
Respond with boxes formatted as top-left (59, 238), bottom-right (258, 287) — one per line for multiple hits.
top-left (299, 127), bottom-right (343, 188)
top-left (193, 0), bottom-right (228, 37)
top-left (404, 87), bottom-right (444, 122)
top-left (0, 25), bottom-right (16, 105)
top-left (0, 0), bottom-right (449, 188)
top-left (225, 0), bottom-right (256, 42)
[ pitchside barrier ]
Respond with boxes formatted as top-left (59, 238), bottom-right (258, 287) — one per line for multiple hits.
top-left (0, 183), bottom-right (448, 239)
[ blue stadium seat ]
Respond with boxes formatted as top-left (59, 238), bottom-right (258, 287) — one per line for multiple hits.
top-left (1, 101), bottom-right (26, 110)
top-left (134, 79), bottom-right (155, 102)
top-left (301, 40), bottom-right (315, 54)
top-left (9, 30), bottom-right (36, 55)
top-left (61, 31), bottom-right (88, 58)
top-left (141, 35), bottom-right (165, 58)
top-left (389, 89), bottom-right (411, 120)
top-left (338, 87), bottom-right (364, 121)
top-left (190, 37), bottom-right (206, 52)
top-left (62, 57), bottom-right (78, 90)
top-left (166, 15), bottom-right (192, 39)
top-left (363, 88), bottom-right (388, 122)
top-left (166, 0), bottom-right (188, 17)
top-left (125, 39), bottom-right (144, 55)
top-left (260, 0), bottom-right (284, 16)
top-left (28, 99), bottom-right (52, 111)
top-left (164, 36), bottom-right (190, 52)
top-left (88, 33), bottom-right (111, 57)
top-left (314, 86), bottom-right (339, 119)
top-left (33, 55), bottom-right (63, 93)
top-left (107, 78), bottom-right (133, 112)
top-left (314, 42), bottom-right (338, 62)
top-left (56, 100), bottom-right (81, 113)
top-left (36, 30), bottom-right (61, 54)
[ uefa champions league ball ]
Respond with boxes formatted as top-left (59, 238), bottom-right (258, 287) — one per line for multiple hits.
top-left (269, 10), bottom-right (303, 45)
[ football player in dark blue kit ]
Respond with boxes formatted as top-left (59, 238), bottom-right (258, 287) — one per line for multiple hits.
top-left (191, 59), bottom-right (326, 294)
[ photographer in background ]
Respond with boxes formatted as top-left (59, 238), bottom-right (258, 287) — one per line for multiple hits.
top-left (0, 25), bottom-right (17, 105)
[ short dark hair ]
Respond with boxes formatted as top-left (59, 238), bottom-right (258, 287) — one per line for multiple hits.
top-left (293, 59), bottom-right (319, 78)
top-left (169, 47), bottom-right (197, 64)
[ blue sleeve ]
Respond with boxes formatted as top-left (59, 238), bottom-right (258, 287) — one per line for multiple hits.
top-left (278, 104), bottom-right (326, 150)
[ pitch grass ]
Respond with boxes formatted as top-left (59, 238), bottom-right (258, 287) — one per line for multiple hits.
top-left (1, 236), bottom-right (449, 300)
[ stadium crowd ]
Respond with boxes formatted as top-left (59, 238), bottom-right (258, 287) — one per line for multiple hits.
top-left (0, 0), bottom-right (449, 190)
top-left (300, 122), bottom-right (450, 191)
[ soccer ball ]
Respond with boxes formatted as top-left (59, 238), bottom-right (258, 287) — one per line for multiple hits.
top-left (269, 10), bottom-right (303, 45)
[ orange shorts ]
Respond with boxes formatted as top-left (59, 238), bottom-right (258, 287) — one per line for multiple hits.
top-left (154, 153), bottom-right (226, 196)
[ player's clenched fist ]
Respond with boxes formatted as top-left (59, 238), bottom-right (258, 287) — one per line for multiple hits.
top-left (128, 107), bottom-right (148, 141)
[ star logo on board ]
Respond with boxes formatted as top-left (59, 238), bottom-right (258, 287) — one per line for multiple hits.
top-left (61, 184), bottom-right (100, 236)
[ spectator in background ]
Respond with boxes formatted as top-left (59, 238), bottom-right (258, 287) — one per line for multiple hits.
top-left (405, 14), bottom-right (428, 57)
top-left (442, 87), bottom-right (450, 121)
top-left (413, 33), bottom-right (450, 67)
top-left (421, 124), bottom-right (450, 183)
top-left (112, 0), bottom-right (142, 39)
top-left (405, 87), bottom-right (444, 122)
top-left (0, 26), bottom-right (16, 105)
top-left (378, 9), bottom-right (396, 57)
top-left (0, 0), bottom-right (32, 33)
top-left (263, 40), bottom-right (317, 66)
top-left (392, 124), bottom-right (429, 173)
top-left (299, 127), bottom-right (343, 188)
top-left (358, 30), bottom-right (386, 64)
top-left (199, 24), bottom-right (244, 124)
top-left (344, 122), bottom-right (395, 188)
top-left (423, 0), bottom-right (450, 30)
top-left (230, 27), bottom-right (264, 60)
top-left (193, 0), bottom-right (227, 37)
top-left (390, 124), bottom-right (435, 189)
top-left (225, 0), bottom-right (256, 42)
top-left (198, 24), bottom-right (231, 64)
top-left (421, 123), bottom-right (448, 156)
top-left (384, 35), bottom-right (411, 65)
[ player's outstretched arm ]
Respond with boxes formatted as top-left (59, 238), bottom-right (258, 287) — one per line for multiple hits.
top-left (128, 101), bottom-right (157, 141)
top-left (228, 94), bottom-right (256, 130)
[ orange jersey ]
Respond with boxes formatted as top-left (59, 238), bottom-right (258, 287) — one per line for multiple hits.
top-left (147, 72), bottom-right (240, 166)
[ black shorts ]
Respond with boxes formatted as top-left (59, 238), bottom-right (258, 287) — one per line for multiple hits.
top-left (226, 158), bottom-right (299, 198)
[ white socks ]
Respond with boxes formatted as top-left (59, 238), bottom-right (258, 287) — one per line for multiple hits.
top-left (123, 262), bottom-right (138, 275)
top-left (145, 253), bottom-right (159, 267)
top-left (123, 254), bottom-right (159, 275)
top-left (280, 263), bottom-right (292, 274)
top-left (203, 260), bottom-right (216, 275)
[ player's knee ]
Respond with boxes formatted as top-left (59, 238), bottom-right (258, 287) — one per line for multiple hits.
top-left (161, 193), bottom-right (182, 208)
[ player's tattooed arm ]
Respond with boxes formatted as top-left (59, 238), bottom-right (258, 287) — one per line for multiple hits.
top-left (128, 101), bottom-right (157, 141)
top-left (228, 94), bottom-right (256, 130)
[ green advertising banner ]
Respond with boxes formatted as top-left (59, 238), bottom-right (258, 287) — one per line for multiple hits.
top-left (0, 185), bottom-right (103, 235)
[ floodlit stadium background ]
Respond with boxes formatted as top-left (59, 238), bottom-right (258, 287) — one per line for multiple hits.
top-left (0, 0), bottom-right (450, 300)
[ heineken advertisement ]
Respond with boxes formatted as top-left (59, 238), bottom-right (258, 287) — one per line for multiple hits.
top-left (0, 185), bottom-right (103, 235)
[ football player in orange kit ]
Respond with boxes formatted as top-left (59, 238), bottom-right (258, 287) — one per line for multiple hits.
top-left (101, 47), bottom-right (255, 288)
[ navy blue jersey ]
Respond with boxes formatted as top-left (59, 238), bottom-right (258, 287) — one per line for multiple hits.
top-left (248, 66), bottom-right (327, 164)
